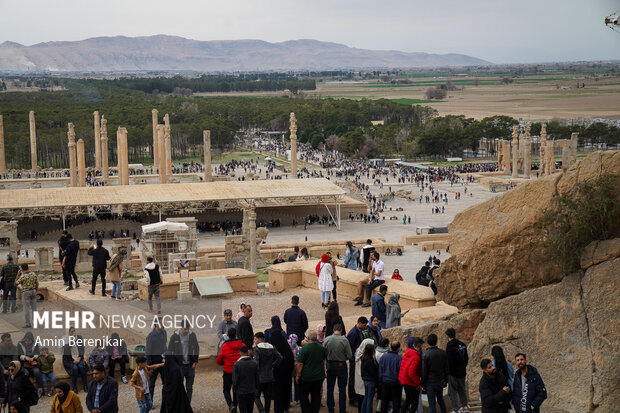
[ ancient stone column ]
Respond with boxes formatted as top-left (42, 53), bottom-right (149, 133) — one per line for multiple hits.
top-left (539, 123), bottom-right (547, 176)
top-left (502, 141), bottom-right (511, 173)
top-left (0, 115), bottom-right (6, 173)
top-left (77, 139), bottom-right (86, 187)
top-left (157, 125), bottom-right (167, 184)
top-left (522, 123), bottom-right (531, 179)
top-left (203, 130), bottom-right (212, 182)
top-left (289, 112), bottom-right (298, 178)
top-left (164, 114), bottom-right (172, 174)
top-left (511, 125), bottom-right (519, 178)
top-left (117, 127), bottom-right (129, 185)
top-left (248, 208), bottom-right (257, 272)
top-left (101, 116), bottom-right (109, 184)
top-left (67, 123), bottom-right (77, 187)
top-left (94, 111), bottom-right (101, 170)
top-left (564, 133), bottom-right (579, 171)
top-left (152, 109), bottom-right (159, 168)
top-left (497, 140), bottom-right (505, 173)
top-left (29, 111), bottom-right (38, 171)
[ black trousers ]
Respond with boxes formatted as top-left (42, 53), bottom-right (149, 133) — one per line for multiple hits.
top-left (109, 357), bottom-right (126, 377)
top-left (365, 280), bottom-right (385, 302)
top-left (255, 381), bottom-right (273, 412)
top-left (66, 261), bottom-right (78, 287)
top-left (348, 358), bottom-right (356, 402)
top-left (91, 267), bottom-right (106, 294)
top-left (148, 365), bottom-right (164, 398)
top-left (300, 379), bottom-right (323, 413)
top-left (223, 371), bottom-right (238, 408)
top-left (380, 381), bottom-right (402, 413)
top-left (238, 393), bottom-right (255, 413)
top-left (400, 385), bottom-right (420, 413)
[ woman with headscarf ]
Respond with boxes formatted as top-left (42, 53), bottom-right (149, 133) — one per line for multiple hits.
top-left (316, 254), bottom-right (333, 309)
top-left (50, 382), bottom-right (83, 413)
top-left (354, 339), bottom-right (375, 410)
top-left (160, 352), bottom-right (193, 413)
top-left (491, 345), bottom-right (514, 390)
top-left (386, 293), bottom-right (410, 329)
top-left (288, 334), bottom-right (301, 404)
top-left (5, 361), bottom-right (38, 411)
top-left (368, 316), bottom-right (383, 347)
top-left (268, 319), bottom-right (295, 413)
top-left (108, 247), bottom-right (126, 300)
top-left (8, 401), bottom-right (28, 413)
top-left (264, 315), bottom-right (288, 343)
top-left (324, 301), bottom-right (345, 337)
top-left (61, 327), bottom-right (88, 393)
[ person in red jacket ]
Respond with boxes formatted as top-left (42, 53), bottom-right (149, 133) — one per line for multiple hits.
top-left (399, 336), bottom-right (424, 413)
top-left (216, 327), bottom-right (243, 412)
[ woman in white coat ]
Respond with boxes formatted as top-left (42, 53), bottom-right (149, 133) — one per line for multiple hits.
top-left (316, 254), bottom-right (333, 308)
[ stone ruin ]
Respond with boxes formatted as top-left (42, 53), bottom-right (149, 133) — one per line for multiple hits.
top-left (225, 208), bottom-right (268, 271)
top-left (0, 220), bottom-right (20, 259)
top-left (140, 218), bottom-right (198, 272)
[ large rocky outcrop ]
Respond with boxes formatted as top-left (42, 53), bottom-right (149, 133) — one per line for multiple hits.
top-left (436, 151), bottom-right (620, 308)
top-left (465, 241), bottom-right (620, 413)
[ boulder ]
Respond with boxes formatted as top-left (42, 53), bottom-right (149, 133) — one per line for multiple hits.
top-left (435, 151), bottom-right (620, 308)
top-left (580, 238), bottom-right (620, 270)
top-left (465, 255), bottom-right (620, 412)
top-left (382, 309), bottom-right (485, 352)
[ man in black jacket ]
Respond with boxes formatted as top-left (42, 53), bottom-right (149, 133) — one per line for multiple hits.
top-left (58, 231), bottom-right (70, 286)
top-left (86, 364), bottom-right (119, 413)
top-left (233, 346), bottom-right (260, 413)
top-left (238, 305), bottom-right (254, 349)
top-left (168, 321), bottom-right (200, 402)
top-left (88, 239), bottom-right (110, 296)
top-left (252, 332), bottom-right (282, 413)
top-left (62, 235), bottom-right (80, 291)
top-left (421, 333), bottom-right (448, 413)
top-left (512, 353), bottom-right (547, 413)
top-left (283, 295), bottom-right (308, 346)
top-left (445, 328), bottom-right (469, 413)
top-left (479, 358), bottom-right (511, 413)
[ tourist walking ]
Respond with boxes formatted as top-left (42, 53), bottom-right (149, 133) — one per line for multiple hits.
top-left (359, 340), bottom-right (378, 413)
top-left (88, 239), bottom-right (110, 296)
top-left (216, 328), bottom-right (243, 413)
top-left (327, 251), bottom-right (339, 301)
top-left (347, 317), bottom-right (369, 407)
top-left (217, 309), bottom-right (238, 351)
top-left (288, 334), bottom-right (302, 404)
top-left (58, 230), bottom-right (70, 287)
top-left (0, 254), bottom-right (19, 313)
top-left (17, 332), bottom-right (43, 397)
top-left (379, 341), bottom-right (402, 413)
top-left (50, 382), bottom-right (83, 413)
top-left (421, 334), bottom-right (448, 413)
top-left (168, 321), bottom-right (200, 402)
top-left (324, 301), bottom-right (345, 337)
top-left (63, 234), bottom-right (80, 290)
top-left (238, 305), bottom-right (255, 348)
top-left (284, 295), bottom-right (308, 346)
top-left (317, 254), bottom-right (334, 309)
top-left (106, 332), bottom-right (129, 384)
top-left (143, 257), bottom-right (162, 313)
top-left (160, 352), bottom-right (193, 413)
top-left (323, 323), bottom-right (352, 413)
top-left (62, 327), bottom-right (88, 393)
top-left (399, 337), bottom-right (424, 413)
top-left (386, 293), bottom-right (409, 329)
top-left (86, 364), bottom-right (119, 413)
top-left (268, 322), bottom-right (295, 413)
top-left (107, 248), bottom-right (126, 300)
top-left (5, 361), bottom-right (39, 411)
top-left (479, 358), bottom-right (511, 413)
top-left (296, 331), bottom-right (326, 413)
top-left (264, 316), bottom-right (288, 343)
top-left (371, 284), bottom-right (388, 328)
top-left (343, 241), bottom-right (360, 270)
top-left (130, 356), bottom-right (162, 413)
top-left (145, 318), bottom-right (167, 398)
top-left (15, 264), bottom-right (38, 329)
top-left (491, 346), bottom-right (514, 390)
top-left (233, 346), bottom-right (260, 413)
top-left (253, 332), bottom-right (282, 413)
top-left (511, 353), bottom-right (547, 413)
top-left (445, 328), bottom-right (469, 413)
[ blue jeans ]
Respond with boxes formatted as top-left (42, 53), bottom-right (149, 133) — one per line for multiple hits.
top-left (111, 281), bottom-right (122, 298)
top-left (361, 380), bottom-right (376, 413)
top-left (137, 393), bottom-right (153, 413)
top-left (42, 372), bottom-right (56, 389)
top-left (71, 363), bottom-right (88, 390)
top-left (326, 362), bottom-right (348, 413)
top-left (321, 291), bottom-right (330, 303)
top-left (426, 381), bottom-right (446, 413)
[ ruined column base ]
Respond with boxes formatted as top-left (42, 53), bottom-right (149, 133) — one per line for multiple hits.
top-left (177, 290), bottom-right (192, 302)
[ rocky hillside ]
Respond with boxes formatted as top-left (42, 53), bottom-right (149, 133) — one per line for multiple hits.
top-left (0, 35), bottom-right (490, 72)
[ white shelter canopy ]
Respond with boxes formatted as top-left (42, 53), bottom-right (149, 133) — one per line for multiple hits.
top-left (141, 221), bottom-right (189, 234)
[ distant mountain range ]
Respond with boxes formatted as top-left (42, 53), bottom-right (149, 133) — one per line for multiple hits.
top-left (0, 35), bottom-right (490, 72)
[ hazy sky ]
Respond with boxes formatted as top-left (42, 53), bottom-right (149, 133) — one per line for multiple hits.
top-left (1, 0), bottom-right (618, 63)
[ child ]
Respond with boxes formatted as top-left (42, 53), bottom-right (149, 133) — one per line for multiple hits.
top-left (89, 340), bottom-right (109, 371)
top-left (131, 356), bottom-right (163, 413)
top-left (38, 347), bottom-right (56, 397)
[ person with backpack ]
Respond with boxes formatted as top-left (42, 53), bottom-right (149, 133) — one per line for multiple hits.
top-left (343, 241), bottom-right (360, 270)
top-left (445, 328), bottom-right (469, 413)
top-left (143, 257), bottom-right (162, 314)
